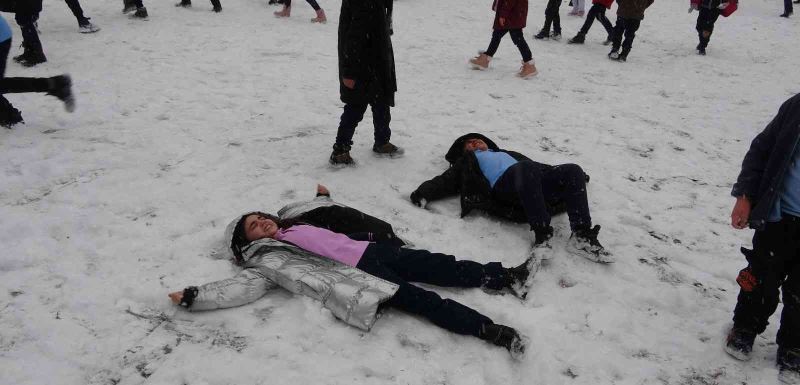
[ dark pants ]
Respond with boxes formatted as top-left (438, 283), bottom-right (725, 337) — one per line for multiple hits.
top-left (285, 0), bottom-right (321, 10)
top-left (611, 16), bottom-right (641, 52)
top-left (335, 102), bottom-right (391, 146)
top-left (485, 29), bottom-right (533, 62)
top-left (733, 216), bottom-right (800, 349)
top-left (64, 0), bottom-right (89, 24)
top-left (695, 7), bottom-right (720, 49)
top-left (14, 12), bottom-right (44, 55)
top-left (356, 243), bottom-right (506, 337)
top-left (579, 3), bottom-right (613, 36)
top-left (786, 0), bottom-right (793, 14)
top-left (0, 39), bottom-right (52, 120)
top-left (542, 0), bottom-right (562, 33)
top-left (492, 161), bottom-right (592, 231)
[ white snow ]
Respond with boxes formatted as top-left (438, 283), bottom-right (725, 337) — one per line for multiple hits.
top-left (0, 0), bottom-right (798, 384)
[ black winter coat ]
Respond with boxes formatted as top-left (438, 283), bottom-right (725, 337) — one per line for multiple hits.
top-left (338, 0), bottom-right (397, 106)
top-left (413, 133), bottom-right (576, 223)
top-left (732, 93), bottom-right (800, 230)
top-left (0, 0), bottom-right (42, 14)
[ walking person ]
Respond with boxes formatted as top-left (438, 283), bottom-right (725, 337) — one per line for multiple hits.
top-left (534, 0), bottom-right (563, 40)
top-left (726, 93), bottom-right (800, 384)
top-left (0, 14), bottom-right (74, 128)
top-left (63, 0), bottom-right (100, 33)
top-left (1, 0), bottom-right (46, 66)
top-left (608, 0), bottom-right (654, 62)
top-left (273, 0), bottom-right (327, 22)
top-left (690, 0), bottom-right (737, 55)
top-left (568, 0), bottom-right (614, 44)
top-left (569, 0), bottom-right (586, 16)
top-left (330, 0), bottom-right (402, 165)
top-left (469, 0), bottom-right (538, 78)
top-left (176, 0), bottom-right (222, 13)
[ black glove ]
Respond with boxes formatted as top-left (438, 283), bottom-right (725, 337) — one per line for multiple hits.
top-left (410, 190), bottom-right (424, 207)
top-left (179, 286), bottom-right (199, 308)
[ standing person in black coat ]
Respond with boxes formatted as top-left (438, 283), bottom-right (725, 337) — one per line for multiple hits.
top-left (409, 133), bottom-right (612, 267)
top-left (608, 0), bottom-right (654, 61)
top-left (0, 0), bottom-right (46, 66)
top-left (726, 94), bottom-right (800, 382)
top-left (330, 0), bottom-right (402, 165)
top-left (690, 0), bottom-right (737, 55)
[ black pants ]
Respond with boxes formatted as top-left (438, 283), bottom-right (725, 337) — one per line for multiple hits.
top-left (285, 0), bottom-right (321, 10)
top-left (14, 12), bottom-right (44, 55)
top-left (786, 0), bottom-right (793, 14)
top-left (485, 29), bottom-right (533, 62)
top-left (64, 0), bottom-right (89, 24)
top-left (611, 16), bottom-right (640, 52)
top-left (492, 161), bottom-right (592, 231)
top-left (696, 7), bottom-right (720, 49)
top-left (335, 102), bottom-right (391, 147)
top-left (356, 243), bottom-right (506, 337)
top-left (0, 39), bottom-right (52, 119)
top-left (579, 3), bottom-right (613, 36)
top-left (733, 216), bottom-right (800, 349)
top-left (542, 0), bottom-right (562, 33)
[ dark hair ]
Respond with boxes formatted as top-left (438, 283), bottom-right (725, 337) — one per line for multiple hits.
top-left (230, 212), bottom-right (305, 263)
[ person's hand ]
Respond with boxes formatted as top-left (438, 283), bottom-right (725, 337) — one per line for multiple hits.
top-left (410, 190), bottom-right (427, 208)
top-left (342, 78), bottom-right (355, 89)
top-left (168, 291), bottom-right (183, 305)
top-left (731, 196), bottom-right (751, 229)
top-left (498, 17), bottom-right (506, 27)
top-left (317, 184), bottom-right (330, 196)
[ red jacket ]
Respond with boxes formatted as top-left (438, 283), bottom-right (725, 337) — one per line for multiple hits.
top-left (592, 0), bottom-right (614, 9)
top-left (690, 0), bottom-right (738, 16)
top-left (492, 0), bottom-right (528, 30)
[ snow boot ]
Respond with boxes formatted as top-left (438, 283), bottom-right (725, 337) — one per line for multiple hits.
top-left (724, 327), bottom-right (756, 361)
top-left (274, 5), bottom-right (291, 17)
top-left (551, 31), bottom-right (562, 40)
top-left (533, 29), bottom-right (550, 40)
top-left (0, 103), bottom-right (24, 129)
top-left (518, 60), bottom-right (538, 78)
top-left (46, 75), bottom-right (75, 113)
top-left (211, 0), bottom-right (222, 12)
top-left (176, 0), bottom-right (191, 7)
top-left (505, 256), bottom-right (541, 299)
top-left (122, 0), bottom-right (138, 13)
top-left (311, 9), bottom-right (327, 23)
top-left (567, 225), bottom-right (613, 263)
top-left (373, 142), bottom-right (404, 158)
top-left (779, 347), bottom-right (800, 384)
top-left (568, 33), bottom-right (585, 44)
top-left (78, 19), bottom-right (101, 33)
top-left (780, 11), bottom-right (793, 17)
top-left (479, 323), bottom-right (527, 359)
top-left (616, 47), bottom-right (629, 62)
top-left (133, 7), bottom-right (149, 18)
top-left (330, 143), bottom-right (355, 165)
top-left (469, 53), bottom-right (491, 70)
top-left (17, 49), bottom-right (46, 67)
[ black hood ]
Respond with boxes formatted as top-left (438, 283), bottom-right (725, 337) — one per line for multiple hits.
top-left (444, 133), bottom-right (501, 165)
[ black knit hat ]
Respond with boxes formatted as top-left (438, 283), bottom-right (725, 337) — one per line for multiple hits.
top-left (444, 133), bottom-right (501, 164)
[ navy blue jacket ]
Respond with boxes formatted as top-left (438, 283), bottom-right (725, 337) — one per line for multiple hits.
top-left (732, 93), bottom-right (800, 230)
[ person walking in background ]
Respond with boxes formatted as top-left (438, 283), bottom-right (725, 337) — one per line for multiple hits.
top-left (0, 0), bottom-right (47, 66)
top-left (273, 0), bottom-right (327, 23)
top-left (330, 0), bottom-right (401, 165)
top-left (0, 14), bottom-right (74, 128)
top-left (122, 0), bottom-right (148, 18)
top-left (63, 0), bottom-right (100, 33)
top-left (569, 0), bottom-right (586, 16)
top-left (176, 0), bottom-right (223, 13)
top-left (469, 0), bottom-right (538, 78)
top-left (727, 93), bottom-right (800, 384)
top-left (534, 0), bottom-right (563, 40)
top-left (608, 0), bottom-right (654, 61)
top-left (689, 0), bottom-right (737, 55)
top-left (568, 0), bottom-right (614, 44)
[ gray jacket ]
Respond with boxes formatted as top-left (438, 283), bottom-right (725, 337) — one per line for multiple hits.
top-left (188, 214), bottom-right (399, 331)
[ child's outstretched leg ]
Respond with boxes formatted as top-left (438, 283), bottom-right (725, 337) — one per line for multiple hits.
top-left (470, 30), bottom-right (507, 70)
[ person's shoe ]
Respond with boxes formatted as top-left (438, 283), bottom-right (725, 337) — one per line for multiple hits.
top-left (608, 46), bottom-right (620, 60)
top-left (0, 107), bottom-right (24, 129)
top-left (47, 75), bottom-right (76, 113)
top-left (13, 50), bottom-right (31, 64)
top-left (568, 33), bottom-right (585, 44)
top-left (567, 225), bottom-right (613, 263)
top-left (469, 53), bottom-right (491, 70)
top-left (213, 4), bottom-right (222, 12)
top-left (517, 60), bottom-right (538, 78)
top-left (18, 51), bottom-right (47, 67)
top-left (780, 11), bottom-right (793, 17)
top-left (479, 323), bottom-right (528, 360)
top-left (122, 0), bottom-right (138, 13)
top-left (568, 9), bottom-right (579, 15)
top-left (274, 6), bottom-right (291, 17)
top-left (534, 29), bottom-right (550, 40)
top-left (373, 142), bottom-right (404, 157)
top-left (617, 48), bottom-right (629, 62)
top-left (551, 31), bottom-right (562, 41)
top-left (778, 347), bottom-right (800, 384)
top-left (78, 20), bottom-right (101, 33)
top-left (176, 0), bottom-right (191, 7)
top-left (603, 36), bottom-right (613, 45)
top-left (505, 256), bottom-right (541, 299)
top-left (577, 10), bottom-right (585, 16)
top-left (698, 46), bottom-right (706, 55)
top-left (133, 7), bottom-right (149, 18)
top-left (724, 327), bottom-right (756, 361)
top-left (311, 9), bottom-right (327, 23)
top-left (330, 144), bottom-right (355, 165)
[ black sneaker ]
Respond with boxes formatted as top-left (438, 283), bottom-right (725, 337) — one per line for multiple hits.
top-left (568, 33), bottom-right (585, 44)
top-left (479, 323), bottom-right (527, 359)
top-left (780, 11), bottom-right (793, 17)
top-left (0, 107), bottom-right (24, 129)
top-left (551, 31), bottom-right (562, 41)
top-left (176, 0), bottom-right (191, 7)
top-left (330, 144), bottom-right (355, 165)
top-left (18, 51), bottom-right (47, 67)
top-left (372, 142), bottom-right (404, 157)
top-left (779, 347), bottom-right (800, 384)
top-left (698, 46), bottom-right (706, 55)
top-left (133, 7), bottom-right (149, 18)
top-left (47, 75), bottom-right (75, 113)
top-left (122, 0), bottom-right (138, 13)
top-left (724, 327), bottom-right (756, 361)
top-left (568, 225), bottom-right (613, 263)
top-left (213, 4), bottom-right (222, 12)
top-left (13, 50), bottom-right (31, 64)
top-left (533, 29), bottom-right (549, 40)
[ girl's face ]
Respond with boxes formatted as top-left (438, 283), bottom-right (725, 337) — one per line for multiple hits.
top-left (464, 138), bottom-right (488, 152)
top-left (243, 214), bottom-right (279, 241)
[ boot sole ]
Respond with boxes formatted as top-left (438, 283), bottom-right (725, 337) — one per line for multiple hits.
top-left (723, 344), bottom-right (753, 361)
top-left (566, 239), bottom-right (614, 263)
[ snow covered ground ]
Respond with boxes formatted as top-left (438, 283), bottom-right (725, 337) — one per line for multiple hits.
top-left (0, 0), bottom-right (798, 384)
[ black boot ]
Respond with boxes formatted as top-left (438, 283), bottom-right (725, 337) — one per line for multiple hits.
top-left (330, 143), bottom-right (355, 165)
top-left (479, 323), bottom-right (527, 358)
top-left (176, 0), bottom-right (191, 7)
top-left (18, 49), bottom-right (46, 67)
top-left (210, 0), bottom-right (222, 12)
top-left (778, 347), bottom-right (800, 383)
top-left (133, 6), bottom-right (149, 18)
top-left (724, 327), bottom-right (756, 361)
top-left (608, 45), bottom-right (620, 59)
top-left (617, 47), bottom-right (630, 62)
top-left (123, 0), bottom-right (138, 13)
top-left (568, 32), bottom-right (585, 44)
top-left (46, 75), bottom-right (75, 112)
top-left (533, 29), bottom-right (549, 40)
top-left (0, 100), bottom-right (24, 129)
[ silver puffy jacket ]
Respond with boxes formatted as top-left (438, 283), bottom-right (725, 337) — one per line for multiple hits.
top-left (277, 195), bottom-right (342, 220)
top-left (189, 211), bottom-right (399, 331)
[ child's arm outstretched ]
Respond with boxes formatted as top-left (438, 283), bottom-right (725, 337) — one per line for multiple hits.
top-left (169, 268), bottom-right (277, 311)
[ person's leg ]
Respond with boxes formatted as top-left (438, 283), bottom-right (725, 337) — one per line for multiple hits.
top-left (697, 8), bottom-right (720, 50)
top-left (785, 0), bottom-right (794, 15)
top-left (64, 0), bottom-right (89, 24)
top-left (14, 12), bottom-right (46, 64)
top-left (598, 8), bottom-right (613, 37)
top-left (508, 29), bottom-right (533, 62)
top-left (540, 164), bottom-right (592, 231)
top-left (305, 0), bottom-right (321, 10)
top-left (578, 4), bottom-right (601, 34)
top-left (620, 18), bottom-right (640, 57)
top-left (492, 161), bottom-right (552, 231)
top-left (210, 0), bottom-right (222, 11)
top-left (0, 39), bottom-right (22, 127)
top-left (777, 219), bottom-right (800, 351)
top-left (610, 16), bottom-right (624, 51)
top-left (335, 103), bottom-right (368, 147)
top-left (370, 102), bottom-right (391, 146)
top-left (485, 29), bottom-right (508, 57)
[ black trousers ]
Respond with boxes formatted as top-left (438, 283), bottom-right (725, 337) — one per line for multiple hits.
top-left (64, 0), bottom-right (89, 24)
top-left (492, 161), bottom-right (592, 231)
top-left (542, 0), bottom-right (562, 33)
top-left (335, 102), bottom-right (391, 147)
top-left (14, 12), bottom-right (44, 55)
top-left (611, 16), bottom-right (641, 52)
top-left (696, 7), bottom-right (720, 49)
top-left (786, 0), bottom-right (794, 14)
top-left (0, 39), bottom-right (52, 118)
top-left (733, 216), bottom-right (800, 349)
top-left (356, 244), bottom-right (506, 337)
top-left (285, 0), bottom-right (321, 10)
top-left (485, 29), bottom-right (533, 62)
top-left (579, 3), bottom-right (613, 36)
